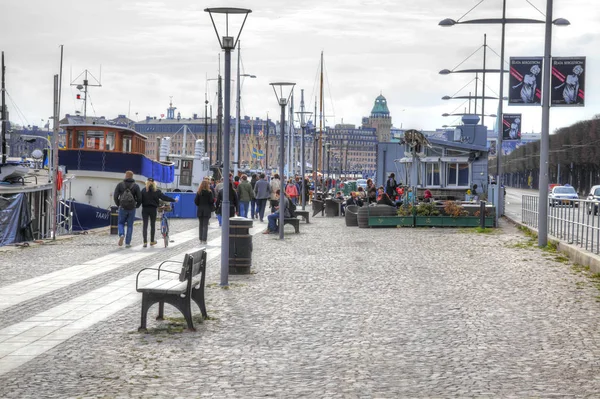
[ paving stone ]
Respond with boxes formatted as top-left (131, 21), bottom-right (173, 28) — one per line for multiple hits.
top-left (0, 216), bottom-right (599, 397)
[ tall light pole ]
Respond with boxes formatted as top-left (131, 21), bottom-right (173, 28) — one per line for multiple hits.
top-left (539, 1), bottom-right (569, 247)
top-left (234, 40), bottom-right (256, 177)
top-left (270, 82), bottom-right (295, 240)
top-left (205, 7), bottom-right (251, 286)
top-left (296, 89), bottom-right (312, 211)
top-left (440, 1), bottom-right (569, 226)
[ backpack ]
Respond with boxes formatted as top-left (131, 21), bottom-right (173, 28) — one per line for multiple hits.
top-left (120, 182), bottom-right (136, 210)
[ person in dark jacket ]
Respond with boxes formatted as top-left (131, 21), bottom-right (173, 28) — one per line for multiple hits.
top-left (253, 173), bottom-right (270, 222)
top-left (376, 186), bottom-right (395, 207)
top-left (215, 181), bottom-right (238, 226)
top-left (113, 170), bottom-right (142, 248)
top-left (194, 180), bottom-right (214, 244)
top-left (140, 178), bottom-right (177, 247)
top-left (250, 173), bottom-right (258, 219)
top-left (346, 191), bottom-right (364, 207)
top-left (366, 178), bottom-right (377, 204)
top-left (385, 173), bottom-right (398, 200)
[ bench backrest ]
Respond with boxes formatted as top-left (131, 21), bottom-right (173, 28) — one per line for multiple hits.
top-left (178, 249), bottom-right (207, 282)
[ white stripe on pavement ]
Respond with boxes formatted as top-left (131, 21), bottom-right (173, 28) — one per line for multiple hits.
top-left (0, 224), bottom-right (266, 375)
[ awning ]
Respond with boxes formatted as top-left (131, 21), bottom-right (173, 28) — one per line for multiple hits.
top-left (441, 157), bottom-right (469, 163)
top-left (420, 157), bottom-right (440, 162)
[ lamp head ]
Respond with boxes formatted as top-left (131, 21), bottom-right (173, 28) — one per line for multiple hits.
top-left (442, 96), bottom-right (452, 100)
top-left (553, 18), bottom-right (570, 26)
top-left (270, 82), bottom-right (295, 106)
top-left (204, 7), bottom-right (252, 50)
top-left (439, 69), bottom-right (452, 75)
top-left (439, 18), bottom-right (457, 27)
top-left (442, 113), bottom-right (450, 117)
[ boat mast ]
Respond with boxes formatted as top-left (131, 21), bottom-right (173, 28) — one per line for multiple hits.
top-left (1, 51), bottom-right (6, 164)
top-left (318, 51), bottom-right (323, 186)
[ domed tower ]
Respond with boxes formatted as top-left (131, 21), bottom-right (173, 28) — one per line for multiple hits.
top-left (367, 94), bottom-right (392, 142)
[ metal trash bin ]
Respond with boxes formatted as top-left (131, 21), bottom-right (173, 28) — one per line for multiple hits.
top-left (110, 206), bottom-right (119, 235)
top-left (229, 216), bottom-right (253, 274)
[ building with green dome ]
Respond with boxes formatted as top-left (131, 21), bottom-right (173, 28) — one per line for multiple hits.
top-left (362, 94), bottom-right (392, 142)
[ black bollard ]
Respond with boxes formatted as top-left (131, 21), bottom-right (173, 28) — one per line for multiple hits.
top-left (110, 206), bottom-right (119, 235)
top-left (480, 201), bottom-right (486, 229)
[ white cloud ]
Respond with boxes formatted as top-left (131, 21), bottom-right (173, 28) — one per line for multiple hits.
top-left (1, 0), bottom-right (599, 133)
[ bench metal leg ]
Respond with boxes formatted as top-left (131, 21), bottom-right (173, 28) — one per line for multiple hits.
top-left (294, 223), bottom-right (299, 234)
top-left (138, 294), bottom-right (152, 332)
top-left (138, 293), bottom-right (196, 332)
top-left (191, 272), bottom-right (208, 319)
top-left (157, 301), bottom-right (165, 320)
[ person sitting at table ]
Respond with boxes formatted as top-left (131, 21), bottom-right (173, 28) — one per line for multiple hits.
top-left (334, 191), bottom-right (345, 216)
top-left (376, 186), bottom-right (395, 207)
top-left (423, 189), bottom-right (433, 203)
top-left (346, 191), bottom-right (363, 208)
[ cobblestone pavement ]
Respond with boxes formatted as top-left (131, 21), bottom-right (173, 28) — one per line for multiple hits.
top-left (1, 215), bottom-right (600, 398)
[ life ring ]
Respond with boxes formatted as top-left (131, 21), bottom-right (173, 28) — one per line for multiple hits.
top-left (56, 171), bottom-right (63, 191)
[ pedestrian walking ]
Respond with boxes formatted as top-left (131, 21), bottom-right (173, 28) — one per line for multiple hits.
top-left (250, 173), bottom-right (258, 219)
top-left (215, 181), bottom-right (239, 224)
top-left (113, 170), bottom-right (142, 248)
top-left (140, 178), bottom-right (177, 248)
top-left (194, 180), bottom-right (214, 244)
top-left (254, 173), bottom-right (270, 222)
top-left (285, 178), bottom-right (299, 204)
top-left (237, 174), bottom-right (255, 218)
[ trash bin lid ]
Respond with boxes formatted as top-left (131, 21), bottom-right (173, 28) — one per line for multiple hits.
top-left (230, 216), bottom-right (254, 227)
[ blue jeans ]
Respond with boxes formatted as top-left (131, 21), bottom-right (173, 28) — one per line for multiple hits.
top-left (267, 211), bottom-right (279, 232)
top-left (118, 207), bottom-right (136, 245)
top-left (239, 201), bottom-right (250, 218)
top-left (217, 214), bottom-right (222, 226)
top-left (256, 198), bottom-right (267, 221)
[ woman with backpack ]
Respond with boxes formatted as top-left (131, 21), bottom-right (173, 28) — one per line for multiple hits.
top-left (140, 178), bottom-right (177, 248)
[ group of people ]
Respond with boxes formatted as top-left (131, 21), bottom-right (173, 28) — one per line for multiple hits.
top-left (113, 170), bottom-right (178, 248)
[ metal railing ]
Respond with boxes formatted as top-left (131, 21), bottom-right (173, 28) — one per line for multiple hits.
top-left (522, 195), bottom-right (600, 254)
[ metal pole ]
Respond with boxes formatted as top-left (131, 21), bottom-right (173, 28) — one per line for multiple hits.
top-left (217, 75), bottom-right (223, 166)
top-left (1, 51), bottom-right (6, 164)
top-left (209, 105), bottom-right (213, 166)
top-left (220, 48), bottom-right (232, 286)
top-left (265, 113), bottom-right (269, 174)
top-left (538, 0), bottom-right (553, 247)
top-left (279, 101), bottom-right (286, 240)
top-left (51, 74), bottom-right (59, 239)
top-left (204, 91), bottom-right (208, 158)
top-left (234, 41), bottom-right (241, 177)
top-left (482, 33), bottom-right (487, 126)
top-left (496, 0), bottom-right (507, 226)
top-left (300, 89), bottom-right (306, 210)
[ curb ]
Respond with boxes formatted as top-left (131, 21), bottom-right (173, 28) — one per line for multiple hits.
top-left (503, 214), bottom-right (600, 275)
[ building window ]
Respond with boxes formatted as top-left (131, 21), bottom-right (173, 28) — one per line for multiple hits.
top-left (425, 163), bottom-right (440, 186)
top-left (86, 130), bottom-right (105, 150)
top-left (447, 163), bottom-right (469, 187)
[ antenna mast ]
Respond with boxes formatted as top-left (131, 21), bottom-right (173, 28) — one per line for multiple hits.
top-left (70, 69), bottom-right (101, 119)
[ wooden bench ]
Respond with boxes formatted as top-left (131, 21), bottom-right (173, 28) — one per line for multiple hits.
top-left (295, 210), bottom-right (310, 223)
top-left (283, 217), bottom-right (300, 233)
top-left (136, 249), bottom-right (207, 332)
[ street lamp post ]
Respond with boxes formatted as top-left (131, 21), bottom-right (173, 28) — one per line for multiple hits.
top-left (205, 7), bottom-right (251, 286)
top-left (234, 39), bottom-right (256, 177)
top-left (270, 82), bottom-right (295, 240)
top-left (440, 0), bottom-right (569, 228)
top-left (296, 89), bottom-right (312, 211)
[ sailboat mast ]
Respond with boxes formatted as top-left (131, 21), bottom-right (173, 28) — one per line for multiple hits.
top-left (318, 51), bottom-right (323, 181)
top-left (1, 51), bottom-right (6, 164)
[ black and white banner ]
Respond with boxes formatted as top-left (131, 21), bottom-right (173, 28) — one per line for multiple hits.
top-left (502, 114), bottom-right (522, 141)
top-left (551, 57), bottom-right (586, 106)
top-left (509, 57), bottom-right (543, 105)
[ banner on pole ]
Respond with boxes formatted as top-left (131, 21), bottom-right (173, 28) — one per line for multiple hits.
top-left (508, 57), bottom-right (543, 105)
top-left (551, 57), bottom-right (585, 106)
top-left (502, 113), bottom-right (522, 141)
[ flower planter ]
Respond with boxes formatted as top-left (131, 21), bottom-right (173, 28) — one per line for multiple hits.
top-left (368, 216), bottom-right (413, 227)
top-left (367, 215), bottom-right (495, 228)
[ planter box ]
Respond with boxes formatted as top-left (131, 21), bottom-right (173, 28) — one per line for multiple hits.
top-left (368, 216), bottom-right (413, 227)
top-left (368, 215), bottom-right (495, 228)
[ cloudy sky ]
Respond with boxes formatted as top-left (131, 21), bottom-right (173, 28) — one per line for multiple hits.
top-left (1, 0), bottom-right (599, 134)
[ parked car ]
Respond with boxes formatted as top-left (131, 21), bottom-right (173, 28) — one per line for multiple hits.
top-left (549, 185), bottom-right (579, 207)
top-left (586, 185), bottom-right (600, 215)
top-left (356, 179), bottom-right (368, 190)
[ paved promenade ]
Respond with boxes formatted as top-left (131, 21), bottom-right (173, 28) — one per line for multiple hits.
top-left (1, 213), bottom-right (600, 398)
